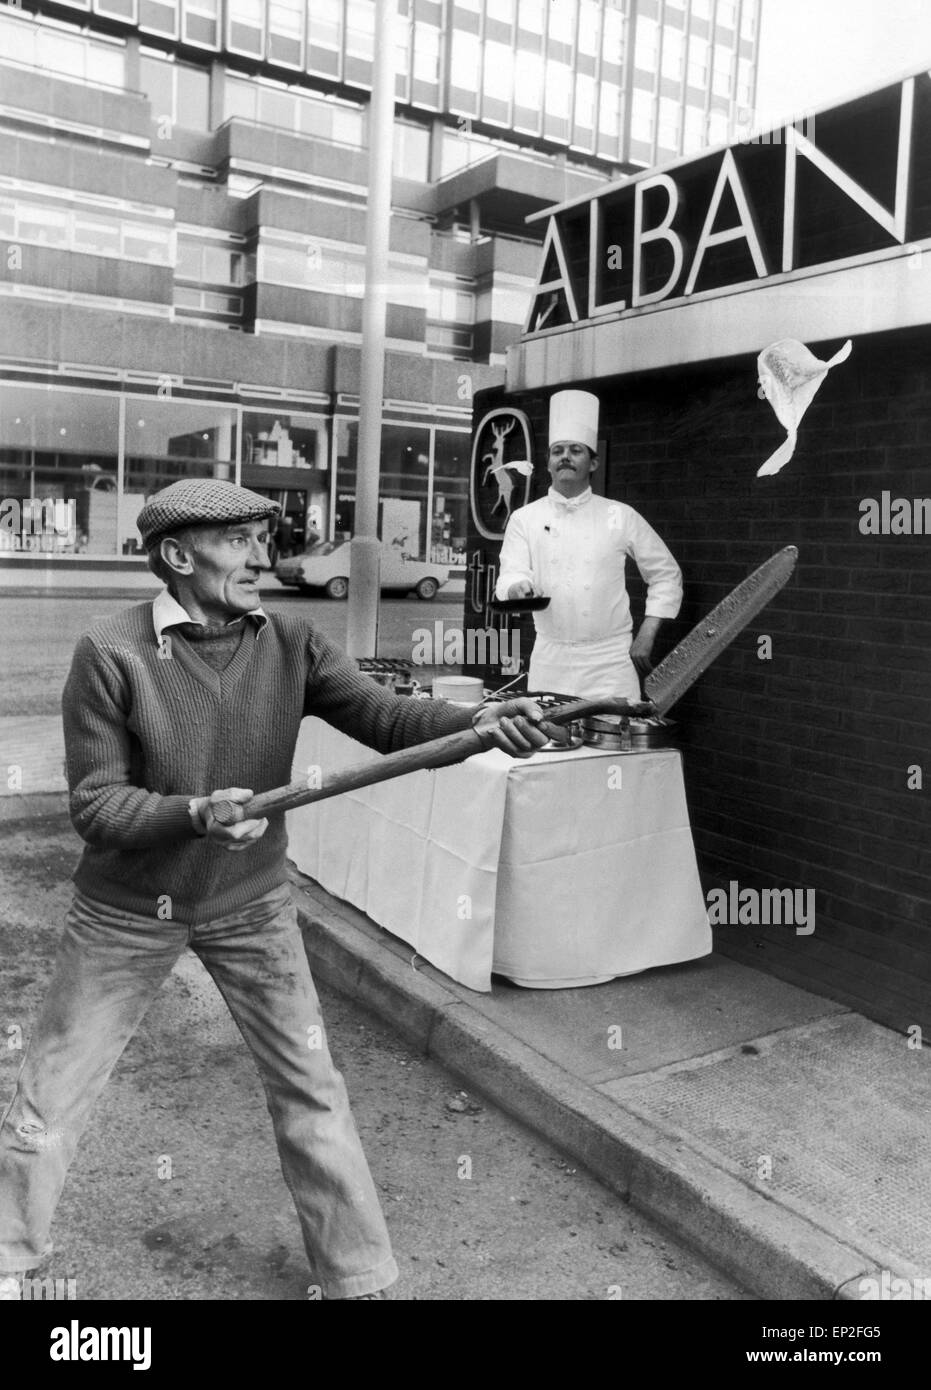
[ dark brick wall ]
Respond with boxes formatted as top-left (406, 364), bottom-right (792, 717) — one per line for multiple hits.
top-left (465, 327), bottom-right (931, 1035)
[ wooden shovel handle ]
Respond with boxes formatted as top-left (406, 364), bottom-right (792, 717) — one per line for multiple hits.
top-left (210, 697), bottom-right (655, 826)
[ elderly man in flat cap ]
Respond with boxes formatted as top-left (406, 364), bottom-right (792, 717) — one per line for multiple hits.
top-left (0, 478), bottom-right (547, 1302)
top-left (496, 390), bottom-right (682, 700)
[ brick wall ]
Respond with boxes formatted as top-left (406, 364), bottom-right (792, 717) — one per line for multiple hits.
top-left (466, 326), bottom-right (931, 1034)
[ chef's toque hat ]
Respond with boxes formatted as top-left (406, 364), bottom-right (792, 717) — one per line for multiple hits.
top-left (548, 390), bottom-right (600, 452)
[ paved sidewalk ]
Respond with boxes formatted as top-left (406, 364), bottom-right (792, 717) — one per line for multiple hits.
top-left (292, 868), bottom-right (931, 1303)
top-left (12, 714), bottom-right (929, 1301)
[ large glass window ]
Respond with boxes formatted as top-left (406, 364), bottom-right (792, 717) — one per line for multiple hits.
top-left (124, 399), bottom-right (238, 552)
top-left (335, 420), bottom-right (432, 558)
top-left (242, 411), bottom-right (329, 549)
top-left (741, 0), bottom-right (758, 40)
top-left (431, 429), bottom-right (470, 563)
top-left (683, 104), bottom-right (708, 152)
top-left (0, 384), bottom-right (120, 556)
top-left (0, 193), bottom-right (172, 265)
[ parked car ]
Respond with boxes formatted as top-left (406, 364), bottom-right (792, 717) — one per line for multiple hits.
top-left (275, 539), bottom-right (450, 600)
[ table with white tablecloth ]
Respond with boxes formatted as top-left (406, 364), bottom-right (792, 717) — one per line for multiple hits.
top-left (287, 719), bottom-right (711, 993)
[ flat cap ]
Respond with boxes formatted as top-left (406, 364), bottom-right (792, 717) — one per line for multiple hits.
top-left (138, 479), bottom-right (281, 549)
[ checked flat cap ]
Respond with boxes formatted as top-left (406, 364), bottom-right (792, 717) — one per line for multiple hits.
top-left (138, 479), bottom-right (281, 549)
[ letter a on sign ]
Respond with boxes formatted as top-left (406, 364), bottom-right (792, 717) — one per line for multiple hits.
top-left (524, 217), bottom-right (579, 331)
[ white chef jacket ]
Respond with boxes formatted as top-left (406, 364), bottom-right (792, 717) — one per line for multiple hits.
top-left (495, 487), bottom-right (683, 698)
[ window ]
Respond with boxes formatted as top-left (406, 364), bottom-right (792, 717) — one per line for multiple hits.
top-left (717, 0), bottom-right (738, 29)
top-left (631, 89), bottom-right (654, 142)
top-left (140, 55), bottom-right (209, 129)
top-left (737, 55), bottom-right (753, 104)
top-left (93, 0), bottom-right (137, 20)
top-left (183, 0), bottom-right (219, 48)
top-left (658, 97), bottom-right (680, 151)
top-left (428, 283), bottom-right (475, 323)
top-left (577, 1), bottom-right (601, 57)
top-left (634, 16), bottom-right (658, 74)
top-left (18, 206), bottom-right (69, 248)
top-left (394, 122), bottom-right (430, 181)
top-left (517, 0), bottom-right (544, 35)
top-left (687, 35), bottom-right (708, 87)
top-left (227, 0), bottom-right (264, 58)
top-left (0, 383), bottom-right (122, 556)
top-left (544, 61), bottom-right (572, 120)
top-left (22, 25), bottom-right (126, 89)
top-left (708, 107), bottom-right (728, 143)
top-left (598, 81), bottom-right (620, 136)
top-left (574, 74), bottom-right (595, 132)
top-left (308, 0), bottom-right (342, 71)
top-left (483, 41), bottom-right (513, 103)
top-left (513, 48), bottom-right (543, 109)
top-left (346, 0), bottom-right (376, 59)
top-left (413, 22), bottom-right (441, 85)
top-left (450, 30), bottom-right (481, 90)
top-left (661, 28), bottom-right (683, 82)
top-left (547, 0), bottom-right (575, 47)
top-left (691, 0), bottom-right (712, 17)
top-left (741, 1), bottom-right (758, 40)
top-left (712, 45), bottom-right (733, 97)
top-left (224, 75), bottom-right (258, 121)
top-left (601, 6), bottom-right (625, 66)
top-left (268, 0), bottom-right (304, 67)
top-left (140, 0), bottom-right (180, 38)
top-left (683, 104), bottom-right (707, 151)
top-left (124, 398), bottom-right (239, 513)
top-left (72, 215), bottom-right (120, 256)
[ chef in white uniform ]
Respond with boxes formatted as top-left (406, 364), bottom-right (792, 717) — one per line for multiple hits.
top-left (495, 389), bottom-right (683, 700)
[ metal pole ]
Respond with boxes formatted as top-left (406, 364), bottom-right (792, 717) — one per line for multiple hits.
top-left (346, 0), bottom-right (396, 658)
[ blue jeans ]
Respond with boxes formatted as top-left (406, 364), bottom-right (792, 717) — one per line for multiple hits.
top-left (0, 885), bottom-right (398, 1299)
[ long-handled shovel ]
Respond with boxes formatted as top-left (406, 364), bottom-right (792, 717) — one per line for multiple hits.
top-left (212, 546), bottom-right (797, 827)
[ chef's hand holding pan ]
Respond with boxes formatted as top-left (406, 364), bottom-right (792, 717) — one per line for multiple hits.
top-left (471, 698), bottom-right (549, 757)
top-left (507, 580), bottom-right (535, 600)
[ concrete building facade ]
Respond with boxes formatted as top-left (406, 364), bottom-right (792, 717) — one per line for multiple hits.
top-left (0, 0), bottom-right (759, 582)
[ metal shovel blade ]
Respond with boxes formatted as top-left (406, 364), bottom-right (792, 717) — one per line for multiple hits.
top-left (645, 546), bottom-right (798, 716)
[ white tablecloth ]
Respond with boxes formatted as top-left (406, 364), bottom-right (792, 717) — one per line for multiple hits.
top-left (287, 720), bottom-right (711, 993)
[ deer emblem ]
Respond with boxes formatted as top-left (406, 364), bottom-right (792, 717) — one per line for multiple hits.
top-left (481, 417), bottom-right (533, 520)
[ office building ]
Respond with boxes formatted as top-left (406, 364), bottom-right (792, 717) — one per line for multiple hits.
top-left (0, 0), bottom-right (759, 580)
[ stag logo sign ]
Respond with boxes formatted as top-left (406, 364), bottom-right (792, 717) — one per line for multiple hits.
top-left (470, 408), bottom-right (534, 541)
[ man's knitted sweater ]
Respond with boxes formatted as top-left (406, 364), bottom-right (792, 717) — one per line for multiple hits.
top-left (62, 602), bottom-right (475, 923)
